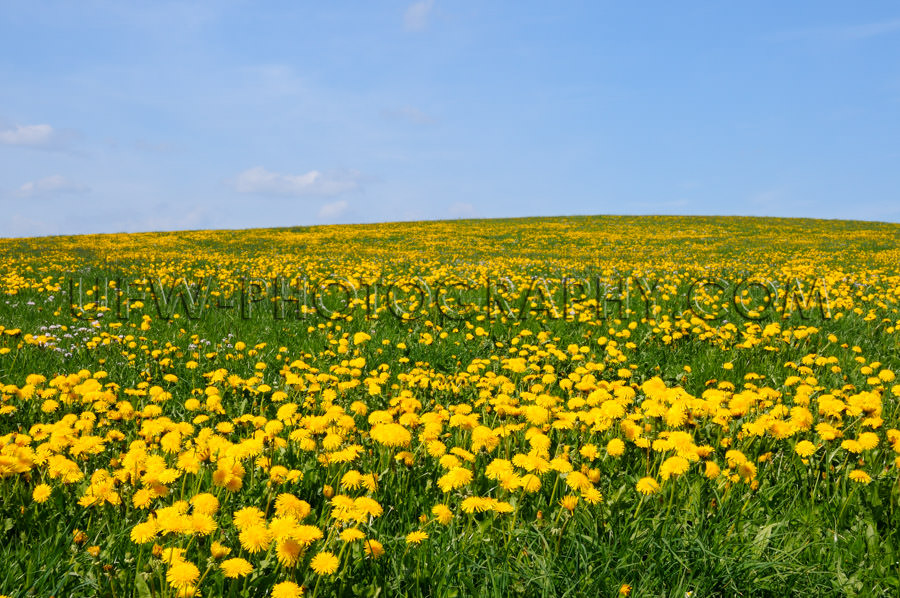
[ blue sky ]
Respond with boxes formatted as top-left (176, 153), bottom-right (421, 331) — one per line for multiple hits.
top-left (1, 1), bottom-right (899, 237)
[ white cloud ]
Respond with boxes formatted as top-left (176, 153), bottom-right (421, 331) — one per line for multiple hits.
top-left (318, 199), bottom-right (349, 219)
top-left (0, 124), bottom-right (56, 147)
top-left (404, 0), bottom-right (434, 31)
top-left (232, 166), bottom-right (361, 197)
top-left (0, 123), bottom-right (79, 151)
top-left (15, 175), bottom-right (90, 198)
top-left (448, 202), bottom-right (476, 218)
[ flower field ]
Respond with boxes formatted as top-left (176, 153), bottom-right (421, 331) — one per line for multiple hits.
top-left (1, 215), bottom-right (899, 596)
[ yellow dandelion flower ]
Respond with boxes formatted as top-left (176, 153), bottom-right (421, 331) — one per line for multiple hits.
top-left (190, 513), bottom-right (217, 536)
top-left (659, 455), bottom-right (690, 480)
top-left (565, 471), bottom-right (592, 493)
top-left (606, 438), bottom-right (626, 458)
top-left (406, 530), bottom-right (428, 545)
top-left (857, 432), bottom-right (879, 451)
top-left (190, 493), bottom-right (219, 516)
top-left (238, 524), bottom-right (271, 553)
top-left (340, 527), bottom-right (366, 542)
top-left (292, 524), bottom-right (324, 546)
top-left (210, 541), bottom-right (231, 559)
top-left (520, 473), bottom-right (542, 493)
top-left (369, 423), bottom-right (412, 447)
top-left (159, 547), bottom-right (186, 566)
top-left (354, 496), bottom-right (383, 518)
top-left (130, 520), bottom-right (158, 545)
top-left (340, 470), bottom-right (363, 490)
top-left (849, 470), bottom-right (872, 484)
top-left (737, 461), bottom-right (757, 482)
top-left (310, 551), bottom-right (340, 575)
top-left (132, 488), bottom-right (153, 509)
top-left (841, 440), bottom-right (863, 454)
top-left (232, 506), bottom-right (265, 531)
top-left (725, 450), bottom-right (747, 467)
top-left (166, 561), bottom-right (200, 589)
top-left (221, 557), bottom-right (253, 578)
top-left (560, 495), bottom-right (578, 511)
top-left (432, 503), bottom-right (453, 525)
top-left (364, 539), bottom-right (384, 559)
top-left (461, 497), bottom-right (494, 513)
top-left (579, 444), bottom-right (599, 461)
top-left (32, 483), bottom-right (51, 503)
top-left (174, 584), bottom-right (199, 597)
top-left (275, 493), bottom-right (311, 520)
top-left (271, 581), bottom-right (304, 598)
top-left (437, 467), bottom-right (473, 492)
top-left (492, 501), bottom-right (514, 514)
top-left (636, 477), bottom-right (660, 495)
top-left (276, 538), bottom-right (303, 567)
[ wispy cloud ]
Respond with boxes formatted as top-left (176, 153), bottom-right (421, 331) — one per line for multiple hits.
top-left (404, 0), bottom-right (434, 32)
top-left (839, 19), bottom-right (900, 40)
top-left (381, 105), bottom-right (435, 125)
top-left (14, 175), bottom-right (90, 198)
top-left (232, 166), bottom-right (362, 197)
top-left (0, 123), bottom-right (78, 151)
top-left (318, 199), bottom-right (349, 219)
top-left (775, 18), bottom-right (900, 42)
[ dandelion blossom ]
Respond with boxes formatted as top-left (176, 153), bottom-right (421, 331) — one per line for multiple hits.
top-left (166, 561), bottom-right (200, 589)
top-left (560, 495), bottom-right (579, 511)
top-left (364, 539), bottom-right (384, 559)
top-left (221, 558), bottom-right (253, 578)
top-left (293, 524), bottom-right (324, 546)
top-left (275, 493), bottom-right (311, 520)
top-left (636, 477), bottom-right (660, 495)
top-left (132, 488), bottom-right (153, 509)
top-left (340, 527), bottom-right (366, 542)
top-left (581, 486), bottom-right (603, 505)
top-left (461, 496), bottom-right (494, 513)
top-left (233, 506), bottom-right (265, 530)
top-left (130, 520), bottom-right (158, 545)
top-left (794, 440), bottom-right (816, 458)
top-left (310, 551), bottom-right (340, 575)
top-left (520, 473), bottom-right (542, 493)
top-left (210, 541), bottom-right (231, 559)
top-left (437, 467), bottom-right (473, 492)
top-left (190, 493), bottom-right (219, 515)
top-left (32, 483), bottom-right (51, 504)
top-left (849, 470), bottom-right (872, 484)
top-left (659, 455), bottom-right (690, 480)
top-left (276, 538), bottom-right (303, 567)
top-left (271, 581), bottom-right (304, 598)
top-left (432, 504), bottom-right (453, 525)
top-left (606, 439), bottom-right (626, 457)
top-left (239, 524), bottom-right (271, 553)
